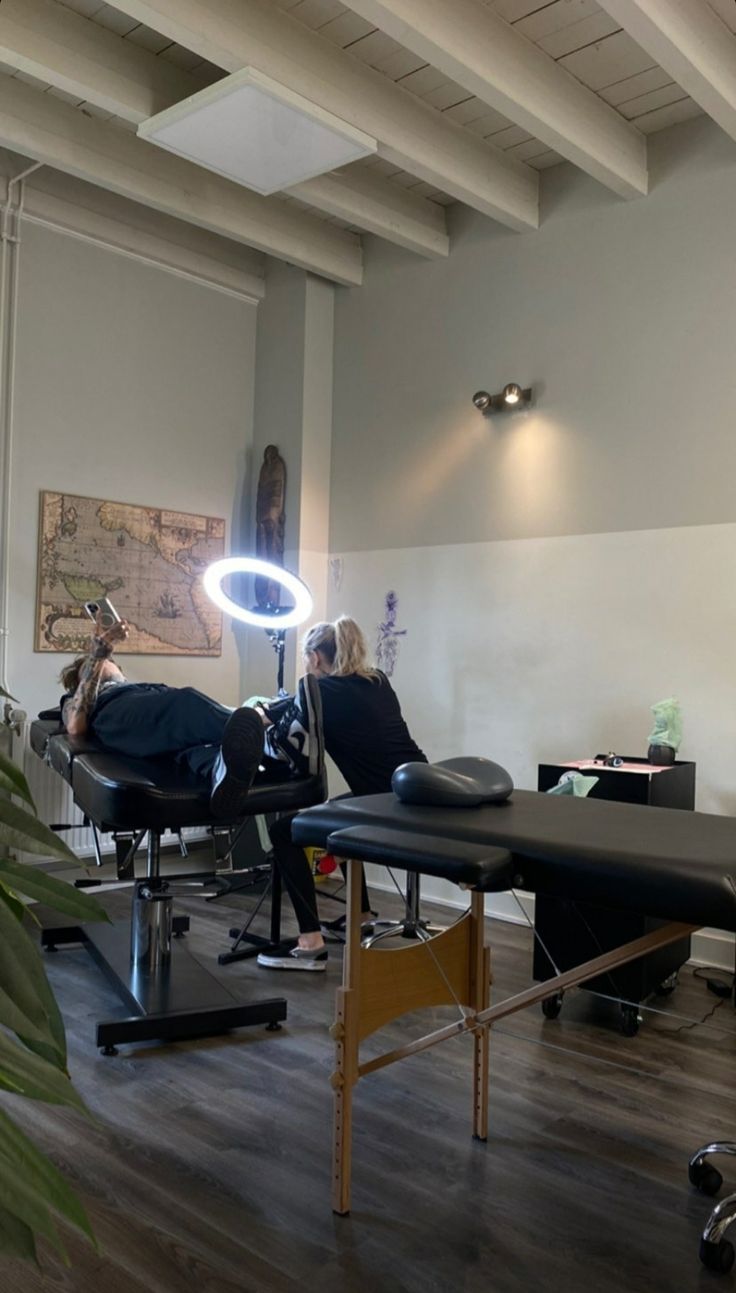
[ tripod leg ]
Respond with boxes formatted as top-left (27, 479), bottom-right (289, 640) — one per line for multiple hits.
top-left (270, 863), bottom-right (282, 946)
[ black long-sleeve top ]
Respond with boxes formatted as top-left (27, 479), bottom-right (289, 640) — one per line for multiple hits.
top-left (317, 671), bottom-right (426, 797)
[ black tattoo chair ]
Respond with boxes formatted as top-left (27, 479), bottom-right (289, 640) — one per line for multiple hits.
top-left (30, 675), bottom-right (327, 1054)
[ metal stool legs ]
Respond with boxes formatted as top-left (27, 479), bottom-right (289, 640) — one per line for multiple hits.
top-left (363, 872), bottom-right (445, 948)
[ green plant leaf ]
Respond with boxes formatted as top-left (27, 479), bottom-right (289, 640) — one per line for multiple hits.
top-left (0, 1032), bottom-right (87, 1113)
top-left (0, 856), bottom-right (108, 923)
top-left (0, 800), bottom-right (79, 865)
top-left (0, 898), bottom-right (64, 1062)
top-left (0, 1107), bottom-right (95, 1246)
top-left (27, 975), bottom-right (67, 1073)
top-left (0, 748), bottom-right (34, 809)
top-left (0, 879), bottom-right (26, 924)
top-left (0, 1149), bottom-right (67, 1262)
top-left (0, 1203), bottom-right (38, 1263)
top-left (0, 882), bottom-right (68, 1069)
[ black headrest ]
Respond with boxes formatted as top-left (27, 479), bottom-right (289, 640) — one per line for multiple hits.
top-left (392, 756), bottom-right (513, 807)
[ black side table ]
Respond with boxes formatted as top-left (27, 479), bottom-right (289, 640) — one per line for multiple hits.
top-left (534, 756), bottom-right (696, 1035)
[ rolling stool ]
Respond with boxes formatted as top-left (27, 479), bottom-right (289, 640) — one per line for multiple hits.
top-left (689, 1145), bottom-right (736, 1273)
top-left (362, 871), bottom-right (445, 947)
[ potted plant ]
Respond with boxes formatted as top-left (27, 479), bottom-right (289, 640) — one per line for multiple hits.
top-left (0, 685), bottom-right (107, 1262)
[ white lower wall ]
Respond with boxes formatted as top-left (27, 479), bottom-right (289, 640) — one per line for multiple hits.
top-left (327, 520), bottom-right (736, 962)
top-left (364, 876), bottom-right (734, 972)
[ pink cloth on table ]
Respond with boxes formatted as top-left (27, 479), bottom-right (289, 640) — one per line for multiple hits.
top-left (559, 759), bottom-right (671, 775)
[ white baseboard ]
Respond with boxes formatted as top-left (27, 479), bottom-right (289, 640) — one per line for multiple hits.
top-left (365, 865), bottom-right (735, 974)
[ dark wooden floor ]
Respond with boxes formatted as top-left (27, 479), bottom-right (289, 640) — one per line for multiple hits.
top-left (3, 873), bottom-right (736, 1293)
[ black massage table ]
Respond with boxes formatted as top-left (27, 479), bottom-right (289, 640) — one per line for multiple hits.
top-left (31, 676), bottom-right (328, 1054)
top-left (292, 787), bottom-right (736, 1269)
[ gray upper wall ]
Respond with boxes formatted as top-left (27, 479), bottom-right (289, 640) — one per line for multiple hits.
top-left (330, 116), bottom-right (736, 554)
top-left (9, 220), bottom-right (256, 715)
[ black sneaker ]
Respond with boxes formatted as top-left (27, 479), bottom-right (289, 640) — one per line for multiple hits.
top-left (257, 943), bottom-right (328, 972)
top-left (210, 707), bottom-right (264, 818)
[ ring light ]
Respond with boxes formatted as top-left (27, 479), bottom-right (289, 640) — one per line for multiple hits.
top-left (203, 556), bottom-right (313, 629)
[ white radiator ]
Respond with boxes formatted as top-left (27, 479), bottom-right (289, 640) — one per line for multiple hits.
top-left (13, 714), bottom-right (108, 861)
top-left (13, 716), bottom-right (208, 866)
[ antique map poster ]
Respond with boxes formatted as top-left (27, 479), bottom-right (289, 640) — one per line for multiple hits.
top-left (36, 491), bottom-right (225, 655)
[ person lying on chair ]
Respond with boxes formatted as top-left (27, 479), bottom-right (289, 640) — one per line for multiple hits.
top-left (60, 615), bottom-right (263, 818)
top-left (256, 616), bottom-right (427, 973)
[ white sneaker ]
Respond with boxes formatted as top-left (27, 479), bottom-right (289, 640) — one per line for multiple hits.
top-left (257, 942), bottom-right (327, 972)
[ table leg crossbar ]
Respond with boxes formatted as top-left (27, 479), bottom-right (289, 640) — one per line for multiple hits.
top-left (330, 855), bottom-right (697, 1215)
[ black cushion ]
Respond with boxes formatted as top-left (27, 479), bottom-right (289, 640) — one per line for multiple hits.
top-left (392, 757), bottom-right (513, 807)
top-left (32, 719), bottom-right (326, 829)
top-left (326, 825), bottom-right (513, 890)
top-left (30, 719), bottom-right (64, 760)
top-left (71, 749), bottom-right (327, 832)
top-left (293, 790), bottom-right (736, 932)
top-left (48, 731), bottom-right (103, 784)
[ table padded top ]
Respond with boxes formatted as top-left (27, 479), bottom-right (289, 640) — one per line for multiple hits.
top-left (294, 790), bottom-right (736, 932)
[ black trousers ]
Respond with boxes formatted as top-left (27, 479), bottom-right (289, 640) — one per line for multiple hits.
top-left (269, 811), bottom-right (371, 935)
top-left (90, 683), bottom-right (233, 782)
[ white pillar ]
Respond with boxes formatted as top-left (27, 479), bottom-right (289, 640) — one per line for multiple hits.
top-left (245, 259), bottom-right (334, 697)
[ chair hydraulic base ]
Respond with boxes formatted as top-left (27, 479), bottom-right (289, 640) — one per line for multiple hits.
top-left (42, 919), bottom-right (287, 1054)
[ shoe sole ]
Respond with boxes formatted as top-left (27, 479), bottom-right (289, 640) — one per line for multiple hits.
top-left (257, 957), bottom-right (327, 972)
top-left (210, 708), bottom-right (264, 818)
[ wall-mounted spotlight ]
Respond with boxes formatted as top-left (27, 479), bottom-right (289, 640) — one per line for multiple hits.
top-left (472, 383), bottom-right (532, 414)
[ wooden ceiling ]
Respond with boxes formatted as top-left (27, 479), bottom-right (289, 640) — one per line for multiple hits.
top-left (0, 0), bottom-right (733, 285)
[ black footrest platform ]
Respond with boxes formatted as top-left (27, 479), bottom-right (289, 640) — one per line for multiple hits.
top-left (42, 920), bottom-right (287, 1051)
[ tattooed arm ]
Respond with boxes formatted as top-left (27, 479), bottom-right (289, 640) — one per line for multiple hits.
top-left (62, 619), bottom-right (128, 738)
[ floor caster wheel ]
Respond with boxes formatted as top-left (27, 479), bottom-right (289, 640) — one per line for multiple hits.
top-left (620, 1006), bottom-right (640, 1037)
top-left (700, 1237), bottom-right (735, 1273)
top-left (266, 1021), bottom-right (282, 1032)
top-left (541, 993), bottom-right (563, 1020)
top-left (689, 1162), bottom-right (724, 1196)
top-left (101, 1045), bottom-right (118, 1057)
top-left (655, 974), bottom-right (678, 997)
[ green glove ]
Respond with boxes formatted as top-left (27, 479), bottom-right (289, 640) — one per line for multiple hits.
top-left (547, 774), bottom-right (599, 797)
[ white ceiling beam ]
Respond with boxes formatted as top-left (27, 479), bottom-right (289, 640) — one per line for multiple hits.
top-left (339, 0), bottom-right (648, 198)
top-left (0, 0), bottom-right (206, 119)
top-left (100, 0), bottom-right (539, 230)
top-left (290, 167), bottom-right (449, 257)
top-left (19, 180), bottom-right (266, 302)
top-left (0, 74), bottom-right (363, 285)
top-left (597, 0), bottom-right (736, 143)
top-left (0, 0), bottom-right (447, 258)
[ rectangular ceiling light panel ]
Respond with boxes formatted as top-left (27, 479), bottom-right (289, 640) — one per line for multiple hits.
top-left (138, 67), bottom-right (377, 195)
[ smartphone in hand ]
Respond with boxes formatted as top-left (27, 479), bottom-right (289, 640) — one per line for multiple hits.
top-left (83, 597), bottom-right (121, 629)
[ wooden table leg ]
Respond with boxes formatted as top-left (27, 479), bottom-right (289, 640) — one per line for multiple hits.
top-left (470, 891), bottom-right (491, 1141)
top-left (330, 858), bottom-right (362, 1215)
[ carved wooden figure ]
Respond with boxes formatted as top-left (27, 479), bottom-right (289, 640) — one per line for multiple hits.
top-left (255, 445), bottom-right (286, 607)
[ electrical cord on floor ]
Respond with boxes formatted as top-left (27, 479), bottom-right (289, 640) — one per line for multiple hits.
top-left (693, 965), bottom-right (735, 1000)
top-left (669, 995), bottom-right (725, 1034)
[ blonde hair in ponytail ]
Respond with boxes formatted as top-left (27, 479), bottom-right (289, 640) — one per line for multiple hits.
top-left (302, 616), bottom-right (378, 679)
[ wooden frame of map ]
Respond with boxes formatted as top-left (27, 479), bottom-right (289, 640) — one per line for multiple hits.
top-left (36, 491), bottom-right (225, 656)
